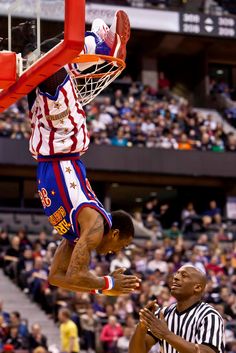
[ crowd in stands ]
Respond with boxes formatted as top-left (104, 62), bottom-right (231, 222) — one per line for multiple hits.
top-left (135, 197), bottom-right (236, 241)
top-left (1, 80), bottom-right (236, 153)
top-left (210, 78), bottom-right (236, 130)
top-left (0, 301), bottom-right (48, 353)
top-left (0, 197), bottom-right (236, 353)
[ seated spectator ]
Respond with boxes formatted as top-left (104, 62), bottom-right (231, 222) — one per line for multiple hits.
top-left (204, 200), bottom-right (222, 225)
top-left (132, 211), bottom-right (144, 228)
top-left (158, 72), bottom-right (170, 91)
top-left (3, 236), bottom-right (20, 280)
top-left (111, 128), bottom-right (128, 147)
top-left (5, 326), bottom-right (28, 350)
top-left (147, 249), bottom-right (168, 274)
top-left (178, 133), bottom-right (193, 150)
top-left (117, 327), bottom-right (133, 353)
top-left (28, 323), bottom-right (48, 352)
top-left (0, 301), bottom-right (10, 324)
top-left (185, 253), bottom-right (206, 274)
top-left (100, 315), bottom-right (123, 353)
top-left (164, 222), bottom-right (182, 239)
top-left (226, 133), bottom-right (236, 152)
top-left (17, 245), bottom-right (34, 290)
top-left (17, 229), bottom-right (32, 250)
top-left (110, 252), bottom-right (131, 273)
top-left (0, 314), bottom-right (9, 344)
top-left (28, 257), bottom-right (48, 302)
top-left (181, 202), bottom-right (197, 222)
top-left (9, 312), bottom-right (28, 338)
top-left (80, 306), bottom-right (98, 353)
top-left (206, 255), bottom-right (224, 275)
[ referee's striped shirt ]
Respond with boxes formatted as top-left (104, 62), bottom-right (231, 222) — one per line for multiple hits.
top-left (150, 301), bottom-right (225, 353)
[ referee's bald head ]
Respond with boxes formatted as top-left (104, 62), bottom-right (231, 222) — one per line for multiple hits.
top-left (171, 265), bottom-right (207, 299)
top-left (181, 265), bottom-right (207, 290)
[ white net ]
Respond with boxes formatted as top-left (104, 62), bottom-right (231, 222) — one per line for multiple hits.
top-left (71, 54), bottom-right (125, 107)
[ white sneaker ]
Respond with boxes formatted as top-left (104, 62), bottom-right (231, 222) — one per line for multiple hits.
top-left (91, 11), bottom-right (130, 60)
top-left (91, 18), bottom-right (109, 41)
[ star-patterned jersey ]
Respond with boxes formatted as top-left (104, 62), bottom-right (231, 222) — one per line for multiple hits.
top-left (29, 74), bottom-right (90, 158)
top-left (37, 155), bottom-right (112, 242)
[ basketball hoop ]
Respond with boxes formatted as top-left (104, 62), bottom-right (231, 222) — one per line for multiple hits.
top-left (71, 54), bottom-right (126, 106)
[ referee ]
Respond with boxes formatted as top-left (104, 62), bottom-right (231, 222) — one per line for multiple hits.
top-left (129, 265), bottom-right (225, 353)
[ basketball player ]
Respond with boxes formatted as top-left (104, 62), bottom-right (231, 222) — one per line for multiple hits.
top-left (129, 265), bottom-right (225, 353)
top-left (28, 11), bottom-right (141, 295)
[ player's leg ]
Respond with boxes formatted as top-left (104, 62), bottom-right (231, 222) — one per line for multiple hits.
top-left (85, 10), bottom-right (130, 60)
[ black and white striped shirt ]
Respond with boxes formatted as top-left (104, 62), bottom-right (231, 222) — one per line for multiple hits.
top-left (151, 301), bottom-right (225, 353)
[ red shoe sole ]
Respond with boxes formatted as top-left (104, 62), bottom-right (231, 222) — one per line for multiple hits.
top-left (111, 10), bottom-right (130, 61)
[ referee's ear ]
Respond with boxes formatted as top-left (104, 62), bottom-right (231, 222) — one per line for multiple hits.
top-left (194, 283), bottom-right (204, 294)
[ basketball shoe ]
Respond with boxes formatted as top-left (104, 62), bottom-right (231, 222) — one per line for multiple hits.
top-left (91, 10), bottom-right (130, 60)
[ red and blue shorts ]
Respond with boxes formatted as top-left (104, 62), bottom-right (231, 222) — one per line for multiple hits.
top-left (37, 153), bottom-right (112, 242)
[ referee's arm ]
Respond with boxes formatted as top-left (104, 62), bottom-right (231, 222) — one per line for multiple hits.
top-left (130, 309), bottom-right (224, 353)
top-left (129, 322), bottom-right (216, 353)
top-left (129, 322), bottom-right (157, 353)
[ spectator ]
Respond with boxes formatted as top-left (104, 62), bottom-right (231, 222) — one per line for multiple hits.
top-left (147, 249), bottom-right (168, 274)
top-left (110, 252), bottom-right (131, 273)
top-left (165, 222), bottom-right (182, 239)
top-left (5, 326), bottom-right (27, 350)
top-left (100, 315), bottom-right (123, 353)
top-left (58, 308), bottom-right (80, 353)
top-left (158, 72), bottom-right (170, 91)
top-left (9, 311), bottom-right (28, 338)
top-left (3, 236), bottom-right (20, 279)
top-left (28, 323), bottom-right (48, 352)
top-left (80, 307), bottom-right (98, 353)
top-left (0, 301), bottom-right (10, 324)
top-left (117, 327), bottom-right (133, 353)
top-left (111, 128), bottom-right (128, 147)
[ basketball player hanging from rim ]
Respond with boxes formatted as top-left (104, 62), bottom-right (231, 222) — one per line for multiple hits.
top-left (28, 11), bottom-right (141, 295)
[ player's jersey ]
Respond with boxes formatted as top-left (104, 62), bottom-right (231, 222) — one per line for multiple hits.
top-left (29, 74), bottom-right (90, 158)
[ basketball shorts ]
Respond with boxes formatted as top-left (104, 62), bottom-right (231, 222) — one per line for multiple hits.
top-left (37, 153), bottom-right (112, 242)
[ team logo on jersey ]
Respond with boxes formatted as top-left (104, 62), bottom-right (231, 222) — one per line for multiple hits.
top-left (48, 206), bottom-right (71, 236)
top-left (38, 188), bottom-right (52, 208)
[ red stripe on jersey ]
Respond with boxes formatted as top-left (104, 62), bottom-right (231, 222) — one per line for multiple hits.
top-left (81, 123), bottom-right (87, 152)
top-left (61, 86), bottom-right (78, 152)
top-left (43, 95), bottom-right (54, 155)
top-left (71, 160), bottom-right (93, 201)
top-left (68, 63), bottom-right (77, 77)
top-left (69, 80), bottom-right (87, 151)
top-left (69, 80), bottom-right (86, 118)
top-left (52, 162), bottom-right (71, 213)
top-left (36, 114), bottom-right (43, 154)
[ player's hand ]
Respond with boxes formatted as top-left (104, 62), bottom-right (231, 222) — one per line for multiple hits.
top-left (111, 268), bottom-right (141, 294)
top-left (195, 344), bottom-right (200, 353)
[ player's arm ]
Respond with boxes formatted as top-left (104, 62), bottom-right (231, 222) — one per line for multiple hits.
top-left (49, 208), bottom-right (140, 294)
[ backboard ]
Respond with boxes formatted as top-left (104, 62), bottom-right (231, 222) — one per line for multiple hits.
top-left (0, 0), bottom-right (85, 112)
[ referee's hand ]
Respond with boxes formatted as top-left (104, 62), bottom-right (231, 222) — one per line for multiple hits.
top-left (139, 300), bottom-right (158, 329)
top-left (195, 344), bottom-right (200, 353)
top-left (140, 306), bottom-right (170, 339)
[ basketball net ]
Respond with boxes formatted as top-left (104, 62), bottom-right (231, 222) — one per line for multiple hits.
top-left (70, 54), bottom-right (126, 106)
